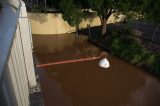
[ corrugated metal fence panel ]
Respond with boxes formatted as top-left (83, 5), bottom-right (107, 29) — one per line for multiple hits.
top-left (18, 17), bottom-right (37, 88)
top-left (0, 2), bottom-right (36, 106)
top-left (4, 24), bottom-right (30, 106)
top-left (0, 1), bottom-right (37, 105)
top-left (1, 26), bottom-right (31, 106)
top-left (15, 23), bottom-right (29, 105)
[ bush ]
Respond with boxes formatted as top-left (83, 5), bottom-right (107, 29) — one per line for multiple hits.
top-left (110, 28), bottom-right (145, 64)
top-left (128, 42), bottom-right (143, 64)
top-left (110, 28), bottom-right (131, 52)
top-left (101, 27), bottom-right (160, 75)
top-left (143, 53), bottom-right (155, 69)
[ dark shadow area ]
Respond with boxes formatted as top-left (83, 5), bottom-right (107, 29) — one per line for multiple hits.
top-left (28, 13), bottom-right (48, 23)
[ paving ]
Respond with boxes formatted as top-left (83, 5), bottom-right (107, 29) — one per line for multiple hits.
top-left (29, 60), bottom-right (44, 106)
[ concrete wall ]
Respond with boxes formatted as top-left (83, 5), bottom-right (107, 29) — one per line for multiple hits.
top-left (28, 13), bottom-right (125, 34)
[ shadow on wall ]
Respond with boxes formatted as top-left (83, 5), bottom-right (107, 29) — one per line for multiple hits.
top-left (82, 10), bottom-right (97, 22)
top-left (28, 13), bottom-right (126, 34)
top-left (28, 13), bottom-right (48, 24)
top-left (51, 13), bottom-right (59, 18)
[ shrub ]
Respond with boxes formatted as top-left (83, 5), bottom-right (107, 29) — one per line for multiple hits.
top-left (129, 43), bottom-right (149, 65)
top-left (111, 37), bottom-right (122, 56)
top-left (142, 53), bottom-right (155, 69)
top-left (110, 28), bottom-right (144, 63)
top-left (102, 27), bottom-right (159, 75)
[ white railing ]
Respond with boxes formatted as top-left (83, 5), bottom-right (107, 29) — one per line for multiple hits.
top-left (0, 1), bottom-right (36, 106)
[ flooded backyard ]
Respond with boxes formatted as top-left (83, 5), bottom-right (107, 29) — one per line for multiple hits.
top-left (33, 34), bottom-right (160, 106)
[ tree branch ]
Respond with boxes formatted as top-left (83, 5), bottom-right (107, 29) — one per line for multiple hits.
top-left (106, 9), bottom-right (113, 19)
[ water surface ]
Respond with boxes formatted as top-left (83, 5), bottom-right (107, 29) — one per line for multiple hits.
top-left (33, 34), bottom-right (160, 106)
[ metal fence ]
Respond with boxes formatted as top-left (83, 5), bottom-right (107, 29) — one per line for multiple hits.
top-left (127, 21), bottom-right (160, 53)
top-left (102, 21), bottom-right (160, 53)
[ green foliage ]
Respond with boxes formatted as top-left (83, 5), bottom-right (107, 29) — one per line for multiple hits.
top-left (88, 0), bottom-right (113, 16)
top-left (103, 28), bottom-right (160, 75)
top-left (59, 0), bottom-right (144, 35)
top-left (109, 28), bottom-right (144, 64)
top-left (142, 1), bottom-right (160, 24)
top-left (143, 54), bottom-right (155, 69)
top-left (58, 0), bottom-right (160, 37)
top-left (131, 48), bottom-right (148, 65)
top-left (60, 0), bottom-right (83, 27)
top-left (31, 4), bottom-right (47, 13)
top-left (110, 28), bottom-right (144, 63)
top-left (88, 0), bottom-right (144, 20)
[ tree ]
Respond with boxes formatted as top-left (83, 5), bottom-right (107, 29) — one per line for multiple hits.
top-left (142, 0), bottom-right (160, 25)
top-left (60, 0), bottom-right (144, 35)
top-left (60, 0), bottom-right (83, 29)
top-left (88, 0), bottom-right (115, 35)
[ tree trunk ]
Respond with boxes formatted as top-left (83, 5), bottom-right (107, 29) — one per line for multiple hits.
top-left (101, 20), bottom-right (107, 35)
top-left (100, 9), bottom-right (113, 36)
top-left (101, 18), bottom-right (107, 36)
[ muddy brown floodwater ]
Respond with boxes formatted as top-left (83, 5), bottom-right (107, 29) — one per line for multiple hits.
top-left (33, 34), bottom-right (160, 106)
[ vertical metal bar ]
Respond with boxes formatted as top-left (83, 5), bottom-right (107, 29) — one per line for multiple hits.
top-left (148, 27), bottom-right (158, 48)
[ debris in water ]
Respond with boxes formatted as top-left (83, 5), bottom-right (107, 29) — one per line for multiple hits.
top-left (99, 58), bottom-right (110, 68)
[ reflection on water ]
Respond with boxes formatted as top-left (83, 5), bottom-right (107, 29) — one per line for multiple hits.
top-left (33, 34), bottom-right (100, 63)
top-left (125, 75), bottom-right (160, 106)
top-left (33, 34), bottom-right (84, 54)
top-left (33, 34), bottom-right (160, 106)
